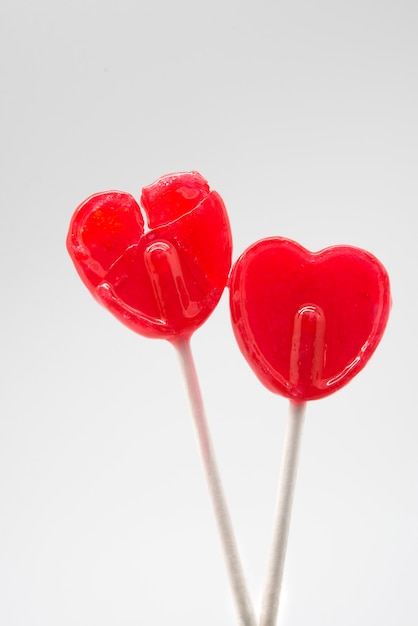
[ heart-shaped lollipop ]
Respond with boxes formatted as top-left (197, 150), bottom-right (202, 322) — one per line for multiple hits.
top-left (67, 171), bottom-right (232, 341)
top-left (67, 174), bottom-right (256, 625)
top-left (229, 237), bottom-right (391, 401)
top-left (229, 236), bottom-right (391, 626)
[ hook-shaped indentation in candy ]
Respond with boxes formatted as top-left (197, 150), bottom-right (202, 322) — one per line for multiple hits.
top-left (289, 304), bottom-right (326, 390)
top-left (144, 241), bottom-right (201, 322)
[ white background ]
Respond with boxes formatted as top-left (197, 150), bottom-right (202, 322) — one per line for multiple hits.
top-left (1, 1), bottom-right (417, 624)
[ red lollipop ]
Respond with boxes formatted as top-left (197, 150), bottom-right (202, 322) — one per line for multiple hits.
top-left (67, 171), bottom-right (232, 341)
top-left (229, 237), bottom-right (391, 401)
top-left (67, 173), bottom-right (256, 626)
top-left (229, 236), bottom-right (391, 626)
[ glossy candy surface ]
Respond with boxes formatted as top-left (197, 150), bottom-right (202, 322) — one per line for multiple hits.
top-left (229, 237), bottom-right (391, 401)
top-left (67, 172), bottom-right (232, 341)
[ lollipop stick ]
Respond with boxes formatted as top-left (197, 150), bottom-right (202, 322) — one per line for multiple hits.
top-left (175, 337), bottom-right (257, 626)
top-left (259, 401), bottom-right (306, 626)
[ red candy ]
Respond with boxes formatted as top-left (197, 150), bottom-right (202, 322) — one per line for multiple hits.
top-left (67, 172), bottom-right (232, 341)
top-left (229, 237), bottom-right (391, 401)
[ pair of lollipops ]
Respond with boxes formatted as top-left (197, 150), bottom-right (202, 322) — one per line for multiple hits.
top-left (67, 171), bottom-right (391, 626)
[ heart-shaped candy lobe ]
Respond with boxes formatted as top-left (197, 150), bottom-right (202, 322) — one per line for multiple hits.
top-left (229, 238), bottom-right (391, 401)
top-left (67, 172), bottom-right (232, 341)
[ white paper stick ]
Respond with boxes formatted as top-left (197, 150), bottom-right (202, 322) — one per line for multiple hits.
top-left (259, 401), bottom-right (306, 626)
top-left (176, 337), bottom-right (257, 626)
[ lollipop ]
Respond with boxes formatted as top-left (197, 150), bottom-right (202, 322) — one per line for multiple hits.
top-left (67, 171), bottom-right (231, 341)
top-left (67, 172), bottom-right (256, 626)
top-left (229, 236), bottom-right (391, 626)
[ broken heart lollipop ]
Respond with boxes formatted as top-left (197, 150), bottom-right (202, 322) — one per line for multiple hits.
top-left (67, 173), bottom-right (256, 626)
top-left (67, 171), bottom-right (232, 341)
top-left (229, 237), bottom-right (391, 401)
